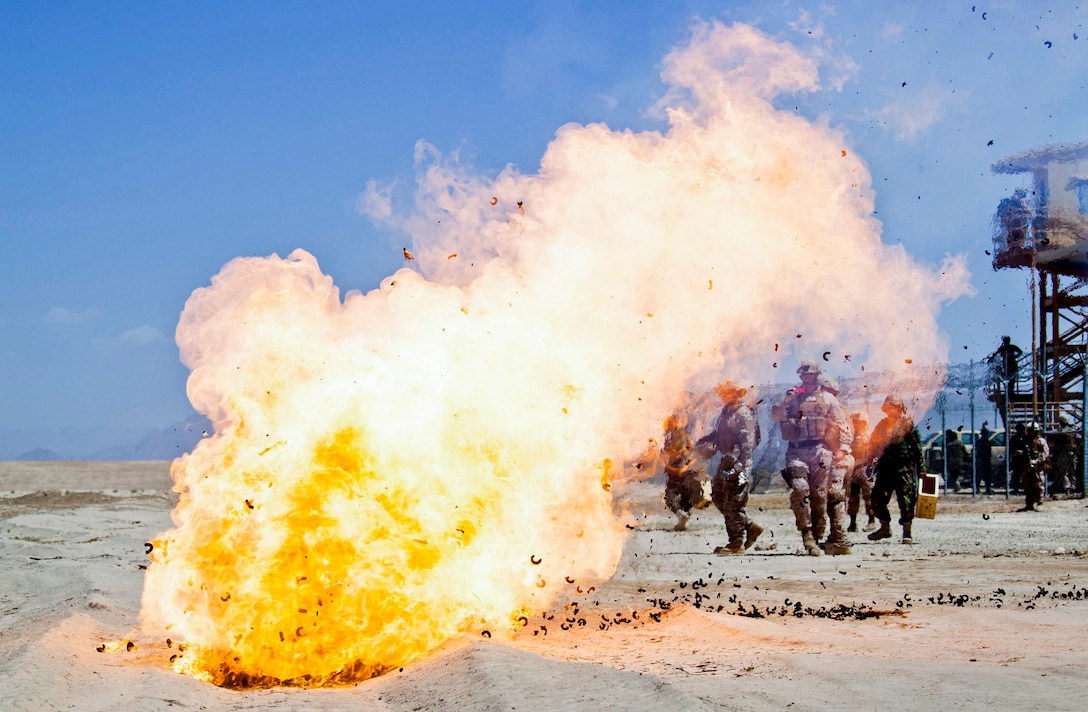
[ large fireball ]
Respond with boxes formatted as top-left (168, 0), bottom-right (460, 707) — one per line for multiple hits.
top-left (140, 21), bottom-right (970, 687)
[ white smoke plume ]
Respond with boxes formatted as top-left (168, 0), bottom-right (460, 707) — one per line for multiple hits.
top-left (142, 21), bottom-right (971, 686)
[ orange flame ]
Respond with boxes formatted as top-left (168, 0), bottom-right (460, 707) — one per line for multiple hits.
top-left (141, 21), bottom-right (971, 688)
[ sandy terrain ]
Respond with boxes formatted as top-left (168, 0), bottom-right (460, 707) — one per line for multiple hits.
top-left (3, 460), bottom-right (1088, 711)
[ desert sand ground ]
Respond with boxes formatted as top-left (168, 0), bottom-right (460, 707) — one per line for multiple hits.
top-left (3, 460), bottom-right (1088, 711)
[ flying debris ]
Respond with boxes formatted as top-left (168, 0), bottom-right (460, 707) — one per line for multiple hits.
top-left (490, 196), bottom-right (498, 205)
top-left (402, 248), bottom-right (415, 262)
top-left (1044, 41), bottom-right (1053, 48)
top-left (447, 253), bottom-right (458, 260)
top-left (987, 140), bottom-right (994, 146)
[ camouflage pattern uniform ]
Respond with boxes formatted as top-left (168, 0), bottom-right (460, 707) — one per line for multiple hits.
top-left (847, 412), bottom-right (876, 532)
top-left (661, 414), bottom-right (707, 530)
top-left (697, 382), bottom-right (763, 554)
top-left (1048, 420), bottom-right (1077, 495)
top-left (772, 362), bottom-right (854, 555)
top-left (868, 395), bottom-right (924, 543)
top-left (1019, 424), bottom-right (1049, 511)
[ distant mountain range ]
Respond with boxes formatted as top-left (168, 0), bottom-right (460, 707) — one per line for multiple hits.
top-left (8, 414), bottom-right (213, 461)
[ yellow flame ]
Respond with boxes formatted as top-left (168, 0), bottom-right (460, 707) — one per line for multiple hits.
top-left (140, 21), bottom-right (970, 687)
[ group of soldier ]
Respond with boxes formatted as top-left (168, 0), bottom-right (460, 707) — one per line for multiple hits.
top-left (661, 360), bottom-right (925, 557)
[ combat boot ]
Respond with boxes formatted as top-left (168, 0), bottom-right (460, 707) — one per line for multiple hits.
top-left (714, 539), bottom-right (745, 555)
top-left (673, 513), bottom-right (689, 531)
top-left (744, 521), bottom-right (764, 550)
top-left (901, 521), bottom-right (913, 544)
top-left (847, 515), bottom-right (858, 533)
top-left (863, 516), bottom-right (878, 532)
top-left (824, 541), bottom-right (852, 556)
top-left (802, 529), bottom-right (822, 556)
top-left (868, 520), bottom-right (892, 541)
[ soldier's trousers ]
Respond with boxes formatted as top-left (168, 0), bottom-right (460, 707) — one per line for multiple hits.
top-left (847, 464), bottom-right (874, 519)
top-left (711, 470), bottom-right (750, 544)
top-left (664, 468), bottom-right (706, 515)
top-left (782, 446), bottom-right (851, 545)
top-left (871, 467), bottom-right (916, 525)
top-left (1024, 469), bottom-right (1045, 509)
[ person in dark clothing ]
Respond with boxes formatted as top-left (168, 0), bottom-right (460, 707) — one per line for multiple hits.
top-left (1008, 422), bottom-right (1030, 495)
top-left (997, 187), bottom-right (1029, 249)
top-left (1048, 417), bottom-right (1079, 495)
top-left (989, 336), bottom-right (1023, 395)
top-left (868, 394), bottom-right (925, 544)
top-left (976, 422), bottom-right (994, 495)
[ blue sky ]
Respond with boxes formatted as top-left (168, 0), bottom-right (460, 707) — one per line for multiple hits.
top-left (1, 1), bottom-right (1086, 454)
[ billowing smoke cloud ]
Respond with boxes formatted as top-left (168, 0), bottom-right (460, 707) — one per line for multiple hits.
top-left (141, 21), bottom-right (971, 687)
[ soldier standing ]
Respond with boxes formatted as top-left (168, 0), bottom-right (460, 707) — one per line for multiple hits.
top-left (1048, 417), bottom-right (1078, 495)
top-left (1008, 422), bottom-right (1030, 495)
top-left (697, 381), bottom-right (763, 555)
top-left (661, 412), bottom-right (708, 531)
top-left (772, 361), bottom-right (854, 556)
top-left (868, 394), bottom-right (924, 544)
top-left (1017, 422), bottom-right (1050, 512)
top-left (945, 429), bottom-right (968, 492)
top-left (976, 422), bottom-right (994, 495)
top-left (847, 411), bottom-right (877, 533)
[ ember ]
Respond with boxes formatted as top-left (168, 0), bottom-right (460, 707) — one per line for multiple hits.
top-left (140, 20), bottom-right (967, 689)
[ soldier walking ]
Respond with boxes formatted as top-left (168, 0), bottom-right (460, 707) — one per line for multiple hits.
top-left (772, 361), bottom-right (854, 556)
top-left (661, 412), bottom-right (708, 530)
top-left (847, 411), bottom-right (877, 532)
top-left (868, 394), bottom-right (924, 544)
top-left (697, 381), bottom-right (763, 554)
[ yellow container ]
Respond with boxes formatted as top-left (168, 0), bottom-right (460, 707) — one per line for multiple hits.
top-left (915, 473), bottom-right (938, 519)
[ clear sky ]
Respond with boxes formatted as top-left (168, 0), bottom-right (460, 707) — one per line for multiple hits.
top-left (2, 1), bottom-right (1086, 453)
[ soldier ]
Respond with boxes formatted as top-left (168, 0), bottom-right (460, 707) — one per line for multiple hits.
top-left (847, 411), bottom-right (877, 533)
top-left (661, 412), bottom-right (709, 530)
top-left (772, 361), bottom-right (854, 556)
top-left (976, 422), bottom-right (994, 495)
top-left (1008, 422), bottom-right (1030, 495)
top-left (868, 394), bottom-right (924, 544)
top-left (1048, 417), bottom-right (1078, 495)
top-left (1017, 422), bottom-right (1050, 512)
top-left (697, 380), bottom-right (763, 555)
top-left (945, 429), bottom-right (968, 492)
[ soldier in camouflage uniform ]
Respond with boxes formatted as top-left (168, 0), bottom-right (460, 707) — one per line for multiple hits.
top-left (697, 381), bottom-right (764, 554)
top-left (868, 394), bottom-right (924, 544)
top-left (1016, 422), bottom-right (1050, 512)
top-left (846, 411), bottom-right (877, 533)
top-left (661, 412), bottom-right (709, 531)
top-left (772, 361), bottom-right (854, 556)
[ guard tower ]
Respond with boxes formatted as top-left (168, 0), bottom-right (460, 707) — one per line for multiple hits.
top-left (990, 140), bottom-right (1088, 432)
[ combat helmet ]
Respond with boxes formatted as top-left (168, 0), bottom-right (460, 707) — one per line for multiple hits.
top-left (797, 359), bottom-right (821, 376)
top-left (882, 394), bottom-right (906, 413)
top-left (713, 380), bottom-right (747, 400)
